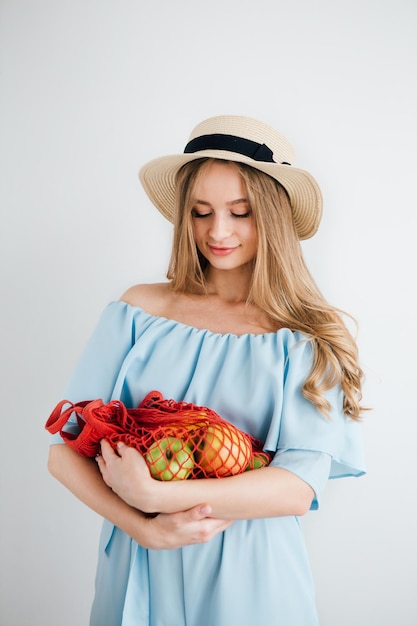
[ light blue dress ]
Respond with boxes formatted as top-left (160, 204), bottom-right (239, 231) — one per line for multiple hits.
top-left (50, 301), bottom-right (365, 626)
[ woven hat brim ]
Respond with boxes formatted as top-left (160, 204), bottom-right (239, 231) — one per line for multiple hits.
top-left (139, 150), bottom-right (322, 240)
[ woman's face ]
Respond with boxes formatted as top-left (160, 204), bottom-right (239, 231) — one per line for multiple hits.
top-left (191, 161), bottom-right (258, 272)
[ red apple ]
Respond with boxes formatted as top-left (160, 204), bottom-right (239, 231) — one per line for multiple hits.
top-left (197, 423), bottom-right (252, 477)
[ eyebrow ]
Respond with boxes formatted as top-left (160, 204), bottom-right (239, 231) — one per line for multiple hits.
top-left (193, 198), bottom-right (249, 206)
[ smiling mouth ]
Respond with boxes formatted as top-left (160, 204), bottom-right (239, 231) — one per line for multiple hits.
top-left (208, 246), bottom-right (237, 256)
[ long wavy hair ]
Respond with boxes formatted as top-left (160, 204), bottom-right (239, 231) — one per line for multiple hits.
top-left (167, 158), bottom-right (365, 420)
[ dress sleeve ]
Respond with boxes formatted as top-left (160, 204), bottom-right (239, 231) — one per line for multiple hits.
top-left (266, 335), bottom-right (366, 507)
top-left (49, 302), bottom-right (136, 445)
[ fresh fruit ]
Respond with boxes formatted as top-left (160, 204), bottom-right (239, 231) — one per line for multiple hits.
top-left (183, 421), bottom-right (208, 444)
top-left (197, 424), bottom-right (252, 477)
top-left (145, 437), bottom-right (195, 480)
top-left (245, 451), bottom-right (271, 471)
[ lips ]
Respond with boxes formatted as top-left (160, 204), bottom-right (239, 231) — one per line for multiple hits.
top-left (208, 246), bottom-right (237, 256)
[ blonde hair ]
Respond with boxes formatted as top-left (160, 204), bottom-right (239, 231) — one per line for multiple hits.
top-left (167, 158), bottom-right (366, 420)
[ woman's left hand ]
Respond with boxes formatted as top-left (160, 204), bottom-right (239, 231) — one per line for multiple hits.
top-left (96, 440), bottom-right (160, 512)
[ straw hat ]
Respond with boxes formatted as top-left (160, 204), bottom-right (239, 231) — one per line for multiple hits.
top-left (139, 115), bottom-right (322, 239)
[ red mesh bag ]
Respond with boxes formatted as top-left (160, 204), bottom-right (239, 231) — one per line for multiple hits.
top-left (45, 390), bottom-right (272, 479)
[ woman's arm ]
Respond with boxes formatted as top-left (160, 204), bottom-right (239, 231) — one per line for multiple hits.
top-left (48, 444), bottom-right (232, 549)
top-left (97, 441), bottom-right (315, 519)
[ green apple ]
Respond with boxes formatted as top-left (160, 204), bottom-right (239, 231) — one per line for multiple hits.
top-left (245, 451), bottom-right (271, 471)
top-left (145, 437), bottom-right (195, 480)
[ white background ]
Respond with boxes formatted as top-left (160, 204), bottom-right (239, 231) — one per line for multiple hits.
top-left (1, 1), bottom-right (416, 624)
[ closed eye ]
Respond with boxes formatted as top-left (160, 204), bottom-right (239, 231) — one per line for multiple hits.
top-left (192, 209), bottom-right (211, 218)
top-left (232, 211), bottom-right (252, 218)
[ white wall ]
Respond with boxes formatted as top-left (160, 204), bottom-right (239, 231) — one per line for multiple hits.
top-left (1, 1), bottom-right (416, 624)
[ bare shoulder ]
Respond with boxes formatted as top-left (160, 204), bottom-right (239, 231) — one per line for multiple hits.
top-left (119, 282), bottom-right (174, 315)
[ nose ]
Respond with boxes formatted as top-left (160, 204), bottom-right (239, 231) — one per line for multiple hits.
top-left (208, 213), bottom-right (232, 242)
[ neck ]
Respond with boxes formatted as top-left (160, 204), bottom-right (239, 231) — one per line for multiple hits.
top-left (204, 266), bottom-right (253, 303)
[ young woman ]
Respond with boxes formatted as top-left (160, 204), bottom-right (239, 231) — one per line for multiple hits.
top-left (48, 115), bottom-right (366, 626)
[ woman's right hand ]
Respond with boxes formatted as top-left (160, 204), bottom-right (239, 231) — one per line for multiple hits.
top-left (139, 504), bottom-right (233, 550)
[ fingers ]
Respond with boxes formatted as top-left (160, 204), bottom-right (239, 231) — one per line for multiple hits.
top-left (95, 454), bottom-right (112, 488)
top-left (97, 440), bottom-right (134, 468)
top-left (185, 505), bottom-right (234, 541)
top-left (98, 438), bottom-right (116, 462)
top-left (153, 504), bottom-right (233, 548)
top-left (189, 504), bottom-right (212, 520)
top-left (96, 440), bottom-right (120, 486)
top-left (185, 504), bottom-right (230, 528)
